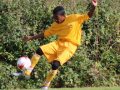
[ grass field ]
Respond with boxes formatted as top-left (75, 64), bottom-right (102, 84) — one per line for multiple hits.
top-left (25, 87), bottom-right (120, 90)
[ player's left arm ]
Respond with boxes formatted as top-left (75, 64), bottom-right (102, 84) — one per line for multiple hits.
top-left (88, 0), bottom-right (98, 18)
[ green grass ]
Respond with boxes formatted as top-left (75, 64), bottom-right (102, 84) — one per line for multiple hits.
top-left (24, 87), bottom-right (120, 90)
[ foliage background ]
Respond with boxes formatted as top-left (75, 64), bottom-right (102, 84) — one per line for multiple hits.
top-left (0, 0), bottom-right (120, 89)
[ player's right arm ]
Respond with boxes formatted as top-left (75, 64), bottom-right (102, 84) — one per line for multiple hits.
top-left (22, 33), bottom-right (44, 43)
top-left (22, 23), bottom-right (56, 43)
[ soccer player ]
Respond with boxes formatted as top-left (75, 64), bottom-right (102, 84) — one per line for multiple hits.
top-left (12, 0), bottom-right (97, 89)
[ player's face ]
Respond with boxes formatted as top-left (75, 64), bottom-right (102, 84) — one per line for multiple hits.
top-left (53, 14), bottom-right (65, 24)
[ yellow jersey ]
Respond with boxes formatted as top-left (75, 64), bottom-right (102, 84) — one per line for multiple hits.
top-left (44, 14), bottom-right (90, 45)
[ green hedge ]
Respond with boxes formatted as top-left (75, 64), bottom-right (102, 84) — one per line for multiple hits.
top-left (0, 0), bottom-right (120, 89)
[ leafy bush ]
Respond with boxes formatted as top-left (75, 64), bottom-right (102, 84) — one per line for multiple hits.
top-left (0, 0), bottom-right (120, 89)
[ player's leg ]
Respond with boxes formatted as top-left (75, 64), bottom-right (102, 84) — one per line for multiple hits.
top-left (12, 47), bottom-right (44, 77)
top-left (41, 49), bottom-right (72, 89)
top-left (39, 41), bottom-right (59, 89)
top-left (41, 41), bottom-right (77, 89)
top-left (42, 61), bottom-right (61, 89)
top-left (42, 50), bottom-right (74, 88)
top-left (24, 47), bottom-right (43, 76)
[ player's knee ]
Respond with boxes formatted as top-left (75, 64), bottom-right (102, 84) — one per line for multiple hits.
top-left (52, 61), bottom-right (61, 70)
top-left (36, 48), bottom-right (43, 56)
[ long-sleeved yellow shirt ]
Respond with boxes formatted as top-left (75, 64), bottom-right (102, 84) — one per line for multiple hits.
top-left (44, 14), bottom-right (90, 45)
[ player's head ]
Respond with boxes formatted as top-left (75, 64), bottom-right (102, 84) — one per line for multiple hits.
top-left (53, 6), bottom-right (65, 24)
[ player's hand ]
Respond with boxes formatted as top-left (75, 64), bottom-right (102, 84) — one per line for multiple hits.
top-left (22, 36), bottom-right (32, 43)
top-left (92, 0), bottom-right (97, 7)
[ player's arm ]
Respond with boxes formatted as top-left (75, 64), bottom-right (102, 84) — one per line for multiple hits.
top-left (22, 25), bottom-right (55, 43)
top-left (22, 23), bottom-right (56, 43)
top-left (29, 33), bottom-right (44, 39)
top-left (88, 0), bottom-right (97, 18)
top-left (22, 33), bottom-right (44, 43)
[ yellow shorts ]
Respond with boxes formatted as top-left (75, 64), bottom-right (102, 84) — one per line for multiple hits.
top-left (40, 40), bottom-right (77, 65)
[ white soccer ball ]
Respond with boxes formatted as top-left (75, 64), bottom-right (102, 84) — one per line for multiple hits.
top-left (17, 56), bottom-right (31, 71)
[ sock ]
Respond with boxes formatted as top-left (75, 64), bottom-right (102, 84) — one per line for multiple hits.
top-left (43, 69), bottom-right (58, 87)
top-left (24, 53), bottom-right (41, 76)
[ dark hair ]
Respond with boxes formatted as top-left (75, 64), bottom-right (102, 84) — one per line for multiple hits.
top-left (53, 6), bottom-right (65, 15)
